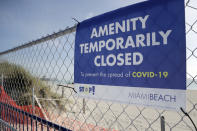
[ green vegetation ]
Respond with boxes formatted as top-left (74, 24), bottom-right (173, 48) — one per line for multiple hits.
top-left (0, 62), bottom-right (67, 110)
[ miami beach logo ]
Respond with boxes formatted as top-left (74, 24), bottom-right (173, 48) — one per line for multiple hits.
top-left (79, 86), bottom-right (95, 95)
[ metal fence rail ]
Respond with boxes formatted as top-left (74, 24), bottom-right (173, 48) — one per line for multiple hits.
top-left (0, 0), bottom-right (197, 130)
top-left (0, 102), bottom-right (71, 131)
top-left (0, 118), bottom-right (17, 131)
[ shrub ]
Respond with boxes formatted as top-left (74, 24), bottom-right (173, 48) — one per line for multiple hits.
top-left (0, 62), bottom-right (66, 109)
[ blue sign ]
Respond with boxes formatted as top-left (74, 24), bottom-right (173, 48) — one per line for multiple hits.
top-left (74, 0), bottom-right (186, 110)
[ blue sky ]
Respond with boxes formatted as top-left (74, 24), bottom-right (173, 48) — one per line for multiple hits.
top-left (0, 0), bottom-right (146, 52)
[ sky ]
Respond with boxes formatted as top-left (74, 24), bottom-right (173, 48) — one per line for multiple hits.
top-left (0, 0), bottom-right (146, 52)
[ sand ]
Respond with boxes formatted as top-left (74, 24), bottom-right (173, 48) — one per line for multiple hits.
top-left (43, 83), bottom-right (197, 131)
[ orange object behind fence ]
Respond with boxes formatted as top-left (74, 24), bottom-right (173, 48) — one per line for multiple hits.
top-left (0, 86), bottom-right (45, 124)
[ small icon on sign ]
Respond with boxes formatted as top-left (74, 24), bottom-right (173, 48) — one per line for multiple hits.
top-left (79, 86), bottom-right (95, 95)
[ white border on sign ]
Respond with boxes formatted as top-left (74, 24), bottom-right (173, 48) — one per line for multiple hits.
top-left (75, 83), bottom-right (186, 111)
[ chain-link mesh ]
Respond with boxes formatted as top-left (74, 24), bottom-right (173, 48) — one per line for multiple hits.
top-left (0, 0), bottom-right (196, 130)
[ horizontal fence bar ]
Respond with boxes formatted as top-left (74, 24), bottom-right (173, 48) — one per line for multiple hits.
top-left (0, 102), bottom-right (72, 131)
top-left (0, 118), bottom-right (17, 131)
top-left (0, 25), bottom-right (77, 56)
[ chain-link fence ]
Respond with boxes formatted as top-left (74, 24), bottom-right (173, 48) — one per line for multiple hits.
top-left (0, 0), bottom-right (197, 130)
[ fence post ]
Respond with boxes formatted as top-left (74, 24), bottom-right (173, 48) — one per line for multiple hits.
top-left (1, 74), bottom-right (3, 87)
top-left (62, 86), bottom-right (64, 98)
top-left (83, 98), bottom-right (86, 114)
top-left (32, 86), bottom-right (35, 130)
top-left (161, 116), bottom-right (165, 131)
top-left (32, 87), bottom-right (35, 115)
